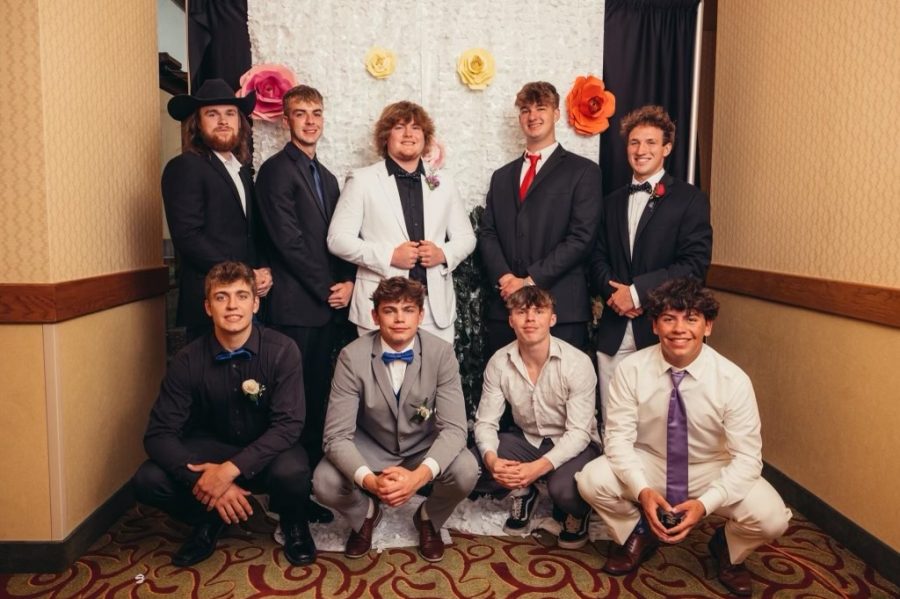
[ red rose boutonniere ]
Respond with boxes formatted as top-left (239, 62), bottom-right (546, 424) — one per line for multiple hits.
top-left (648, 182), bottom-right (666, 213)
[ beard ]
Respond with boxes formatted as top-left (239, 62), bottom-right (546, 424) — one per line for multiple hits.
top-left (200, 128), bottom-right (239, 152)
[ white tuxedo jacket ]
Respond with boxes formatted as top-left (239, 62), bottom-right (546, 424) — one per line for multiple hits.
top-left (327, 161), bottom-right (476, 330)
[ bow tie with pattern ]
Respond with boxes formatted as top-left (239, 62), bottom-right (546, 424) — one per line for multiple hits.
top-left (628, 181), bottom-right (653, 194)
top-left (382, 349), bottom-right (414, 364)
top-left (394, 171), bottom-right (421, 182)
top-left (215, 348), bottom-right (253, 362)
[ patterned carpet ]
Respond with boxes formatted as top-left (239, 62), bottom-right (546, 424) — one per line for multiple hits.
top-left (2, 504), bottom-right (897, 598)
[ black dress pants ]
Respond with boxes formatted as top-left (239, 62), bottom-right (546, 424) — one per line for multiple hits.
top-left (132, 435), bottom-right (310, 525)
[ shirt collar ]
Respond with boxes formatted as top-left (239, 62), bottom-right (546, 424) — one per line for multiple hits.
top-left (651, 341), bottom-right (710, 381)
top-left (631, 168), bottom-right (665, 188)
top-left (213, 150), bottom-right (239, 169)
top-left (523, 142), bottom-right (559, 163)
top-left (209, 325), bottom-right (260, 360)
top-left (380, 335), bottom-right (416, 356)
top-left (507, 336), bottom-right (562, 371)
top-left (385, 156), bottom-right (425, 177)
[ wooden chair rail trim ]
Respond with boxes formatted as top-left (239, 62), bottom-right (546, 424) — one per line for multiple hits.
top-left (0, 266), bottom-right (169, 324)
top-left (707, 264), bottom-right (900, 329)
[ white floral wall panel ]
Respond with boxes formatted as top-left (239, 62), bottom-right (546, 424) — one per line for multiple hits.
top-left (248, 0), bottom-right (603, 211)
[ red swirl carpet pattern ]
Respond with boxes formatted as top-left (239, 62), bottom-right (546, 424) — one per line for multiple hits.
top-left (2, 505), bottom-right (896, 598)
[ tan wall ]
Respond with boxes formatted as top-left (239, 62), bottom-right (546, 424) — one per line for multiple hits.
top-left (0, 325), bottom-right (51, 540)
top-left (55, 299), bottom-right (165, 534)
top-left (0, 0), bottom-right (50, 283)
top-left (709, 294), bottom-right (900, 550)
top-left (712, 1), bottom-right (900, 287)
top-left (712, 1), bottom-right (900, 551)
top-left (0, 0), bottom-right (164, 541)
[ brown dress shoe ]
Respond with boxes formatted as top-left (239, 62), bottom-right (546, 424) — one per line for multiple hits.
top-left (344, 503), bottom-right (382, 559)
top-left (708, 527), bottom-right (752, 596)
top-left (413, 505), bottom-right (445, 562)
top-left (603, 528), bottom-right (659, 575)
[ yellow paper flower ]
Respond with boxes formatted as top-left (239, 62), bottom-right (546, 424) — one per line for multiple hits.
top-left (365, 47), bottom-right (396, 79)
top-left (457, 48), bottom-right (495, 90)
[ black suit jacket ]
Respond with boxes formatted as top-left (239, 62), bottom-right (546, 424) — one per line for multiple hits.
top-left (590, 173), bottom-right (712, 355)
top-left (479, 145), bottom-right (603, 323)
top-left (255, 142), bottom-right (355, 327)
top-left (162, 151), bottom-right (267, 328)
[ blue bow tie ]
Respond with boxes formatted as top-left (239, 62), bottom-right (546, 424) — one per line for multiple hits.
top-left (382, 349), bottom-right (414, 364)
top-left (215, 348), bottom-right (253, 362)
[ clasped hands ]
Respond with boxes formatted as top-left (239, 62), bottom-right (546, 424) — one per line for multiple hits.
top-left (391, 240), bottom-right (446, 270)
top-left (637, 487), bottom-right (706, 544)
top-left (497, 274), bottom-right (534, 300)
top-left (484, 452), bottom-right (552, 490)
top-left (363, 465), bottom-right (432, 508)
top-left (607, 281), bottom-right (643, 319)
top-left (188, 461), bottom-right (253, 524)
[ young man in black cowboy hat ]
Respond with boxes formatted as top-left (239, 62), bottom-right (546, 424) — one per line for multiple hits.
top-left (163, 79), bottom-right (272, 341)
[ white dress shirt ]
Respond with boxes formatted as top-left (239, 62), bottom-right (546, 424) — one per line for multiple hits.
top-left (352, 337), bottom-right (440, 487)
top-left (475, 337), bottom-right (601, 469)
top-left (604, 343), bottom-right (764, 515)
top-left (214, 151), bottom-right (246, 215)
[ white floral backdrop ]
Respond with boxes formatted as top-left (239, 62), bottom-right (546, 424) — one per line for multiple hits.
top-left (248, 0), bottom-right (604, 211)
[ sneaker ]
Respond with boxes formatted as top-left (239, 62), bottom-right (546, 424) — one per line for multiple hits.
top-left (557, 512), bottom-right (590, 549)
top-left (503, 486), bottom-right (538, 534)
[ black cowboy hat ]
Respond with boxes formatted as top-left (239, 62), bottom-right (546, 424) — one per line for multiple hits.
top-left (167, 78), bottom-right (256, 121)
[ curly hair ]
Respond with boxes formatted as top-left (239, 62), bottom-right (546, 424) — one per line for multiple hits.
top-left (645, 278), bottom-right (719, 321)
top-left (370, 277), bottom-right (426, 310)
top-left (204, 261), bottom-right (257, 299)
top-left (373, 101), bottom-right (435, 159)
top-left (619, 105), bottom-right (676, 146)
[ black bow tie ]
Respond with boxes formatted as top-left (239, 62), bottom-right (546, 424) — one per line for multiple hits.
top-left (394, 171), bottom-right (421, 182)
top-left (215, 348), bottom-right (253, 362)
top-left (628, 181), bottom-right (652, 195)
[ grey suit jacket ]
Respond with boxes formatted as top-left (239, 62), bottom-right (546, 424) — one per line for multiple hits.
top-left (323, 329), bottom-right (468, 480)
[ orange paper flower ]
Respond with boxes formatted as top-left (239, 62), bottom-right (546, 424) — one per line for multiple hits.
top-left (565, 75), bottom-right (616, 135)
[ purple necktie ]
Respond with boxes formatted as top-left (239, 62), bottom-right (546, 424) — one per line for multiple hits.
top-left (666, 370), bottom-right (689, 505)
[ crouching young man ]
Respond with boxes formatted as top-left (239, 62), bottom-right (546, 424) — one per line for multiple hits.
top-left (472, 287), bottom-right (602, 548)
top-left (313, 277), bottom-right (477, 562)
top-left (576, 279), bottom-right (791, 596)
top-left (132, 261), bottom-right (315, 567)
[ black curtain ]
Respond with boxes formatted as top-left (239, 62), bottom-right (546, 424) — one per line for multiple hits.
top-left (188, 0), bottom-right (251, 92)
top-left (600, 0), bottom-right (700, 195)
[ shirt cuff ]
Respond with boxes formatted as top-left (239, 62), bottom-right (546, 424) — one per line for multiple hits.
top-left (422, 458), bottom-right (440, 480)
top-left (629, 284), bottom-right (641, 309)
top-left (697, 487), bottom-right (726, 515)
top-left (353, 465), bottom-right (374, 489)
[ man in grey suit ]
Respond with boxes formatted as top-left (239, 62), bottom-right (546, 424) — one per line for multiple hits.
top-left (313, 277), bottom-right (477, 562)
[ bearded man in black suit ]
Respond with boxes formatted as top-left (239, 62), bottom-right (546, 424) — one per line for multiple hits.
top-left (479, 81), bottom-right (603, 356)
top-left (590, 105), bottom-right (713, 426)
top-left (163, 79), bottom-right (272, 341)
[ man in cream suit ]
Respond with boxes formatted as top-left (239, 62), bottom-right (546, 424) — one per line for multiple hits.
top-left (313, 277), bottom-right (478, 562)
top-left (327, 101), bottom-right (476, 343)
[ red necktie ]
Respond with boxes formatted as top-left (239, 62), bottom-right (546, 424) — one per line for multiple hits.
top-left (519, 153), bottom-right (541, 201)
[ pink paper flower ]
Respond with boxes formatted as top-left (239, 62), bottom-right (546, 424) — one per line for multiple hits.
top-left (236, 64), bottom-right (298, 122)
top-left (423, 138), bottom-right (446, 171)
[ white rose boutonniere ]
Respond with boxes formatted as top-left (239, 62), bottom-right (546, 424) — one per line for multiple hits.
top-left (241, 379), bottom-right (266, 406)
top-left (411, 400), bottom-right (434, 424)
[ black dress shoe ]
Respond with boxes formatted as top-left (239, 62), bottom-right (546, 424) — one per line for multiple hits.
top-left (172, 518), bottom-right (226, 567)
top-left (282, 516), bottom-right (317, 566)
top-left (307, 500), bottom-right (334, 523)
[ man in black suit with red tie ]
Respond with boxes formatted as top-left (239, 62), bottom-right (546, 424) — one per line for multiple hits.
top-left (163, 79), bottom-right (272, 341)
top-left (255, 85), bottom-right (355, 521)
top-left (479, 81), bottom-right (603, 355)
top-left (590, 105), bottom-right (712, 425)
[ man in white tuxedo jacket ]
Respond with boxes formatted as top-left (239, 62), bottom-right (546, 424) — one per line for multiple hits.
top-left (313, 277), bottom-right (477, 562)
top-left (327, 101), bottom-right (476, 343)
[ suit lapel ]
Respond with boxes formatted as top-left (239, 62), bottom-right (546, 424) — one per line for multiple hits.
top-left (422, 177), bottom-right (437, 241)
top-left (376, 166), bottom-right (410, 239)
top-left (522, 145), bottom-right (565, 202)
top-left (370, 336), bottom-right (399, 419)
top-left (633, 173), bottom-right (673, 253)
top-left (287, 144), bottom-right (328, 222)
top-left (397, 334), bottom-right (422, 409)
top-left (208, 154), bottom-right (247, 219)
